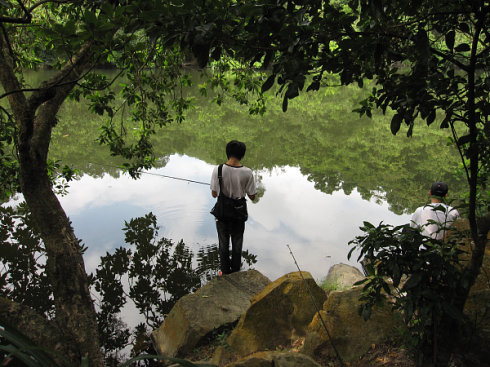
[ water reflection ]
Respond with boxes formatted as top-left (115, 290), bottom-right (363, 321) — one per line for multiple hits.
top-left (60, 154), bottom-right (411, 282)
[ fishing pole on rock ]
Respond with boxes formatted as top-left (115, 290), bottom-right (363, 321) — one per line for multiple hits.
top-left (286, 244), bottom-right (346, 367)
top-left (88, 161), bottom-right (210, 186)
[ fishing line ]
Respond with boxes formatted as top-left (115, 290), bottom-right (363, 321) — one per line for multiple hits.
top-left (88, 161), bottom-right (210, 185)
top-left (286, 244), bottom-right (346, 367)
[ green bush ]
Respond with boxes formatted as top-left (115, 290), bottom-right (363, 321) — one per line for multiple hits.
top-left (348, 221), bottom-right (468, 366)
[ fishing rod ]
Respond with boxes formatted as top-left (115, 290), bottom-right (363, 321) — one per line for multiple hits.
top-left (88, 161), bottom-right (210, 185)
top-left (286, 244), bottom-right (346, 367)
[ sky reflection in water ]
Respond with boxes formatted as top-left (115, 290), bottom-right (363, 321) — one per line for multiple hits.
top-left (60, 154), bottom-right (411, 282)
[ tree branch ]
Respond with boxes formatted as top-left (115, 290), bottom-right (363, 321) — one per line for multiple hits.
top-left (27, 42), bottom-right (94, 111)
top-left (0, 31), bottom-right (28, 121)
top-left (0, 23), bottom-right (15, 61)
top-left (0, 87), bottom-right (47, 101)
top-left (29, 0), bottom-right (73, 12)
top-left (0, 105), bottom-right (14, 122)
top-left (0, 16), bottom-right (31, 24)
top-left (430, 48), bottom-right (469, 72)
top-left (25, 41), bottom-right (95, 159)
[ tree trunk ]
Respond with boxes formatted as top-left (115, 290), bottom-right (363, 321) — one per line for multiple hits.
top-left (0, 35), bottom-right (104, 366)
top-left (19, 154), bottom-right (104, 366)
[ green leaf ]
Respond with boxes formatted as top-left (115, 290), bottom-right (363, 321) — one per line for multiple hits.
top-left (445, 30), bottom-right (455, 51)
top-left (390, 113), bottom-right (403, 135)
top-left (0, 345), bottom-right (44, 367)
top-left (282, 96), bottom-right (288, 112)
top-left (354, 278), bottom-right (368, 286)
top-left (0, 325), bottom-right (58, 367)
top-left (362, 305), bottom-right (372, 321)
top-left (347, 246), bottom-right (356, 260)
top-left (457, 134), bottom-right (471, 145)
top-left (454, 43), bottom-right (470, 52)
top-left (261, 74), bottom-right (275, 93)
top-left (440, 114), bottom-right (451, 129)
top-left (307, 80), bottom-right (320, 92)
top-left (459, 22), bottom-right (470, 33)
top-left (285, 84), bottom-right (299, 99)
top-left (362, 221), bottom-right (375, 229)
top-left (407, 123), bottom-right (413, 137)
top-left (426, 109), bottom-right (436, 126)
top-left (84, 10), bottom-right (97, 25)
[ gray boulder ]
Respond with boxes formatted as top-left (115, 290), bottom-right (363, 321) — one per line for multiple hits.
top-left (323, 263), bottom-right (364, 290)
top-left (151, 270), bottom-right (270, 358)
top-left (212, 271), bottom-right (327, 366)
top-left (303, 286), bottom-right (403, 362)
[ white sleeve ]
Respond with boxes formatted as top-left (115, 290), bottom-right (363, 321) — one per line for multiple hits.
top-left (410, 208), bottom-right (422, 228)
top-left (245, 171), bottom-right (256, 196)
top-left (210, 166), bottom-right (219, 193)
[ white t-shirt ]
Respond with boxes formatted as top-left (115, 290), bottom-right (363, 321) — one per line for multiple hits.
top-left (210, 164), bottom-right (256, 199)
top-left (410, 202), bottom-right (460, 240)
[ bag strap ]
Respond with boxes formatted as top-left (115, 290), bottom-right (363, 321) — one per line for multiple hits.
top-left (217, 164), bottom-right (224, 196)
top-left (217, 164), bottom-right (244, 201)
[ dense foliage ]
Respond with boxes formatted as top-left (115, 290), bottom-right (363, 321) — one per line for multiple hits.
top-left (0, 203), bottom-right (53, 316)
top-left (0, 206), bottom-right (256, 364)
top-left (349, 221), bottom-right (472, 365)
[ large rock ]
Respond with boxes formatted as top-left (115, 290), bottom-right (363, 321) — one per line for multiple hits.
top-left (212, 271), bottom-right (327, 365)
top-left (225, 351), bottom-right (321, 367)
top-left (152, 270), bottom-right (271, 358)
top-left (323, 263), bottom-right (364, 290)
top-left (303, 286), bottom-right (403, 362)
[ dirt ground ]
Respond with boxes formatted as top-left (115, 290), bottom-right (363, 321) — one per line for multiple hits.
top-left (185, 340), bottom-right (416, 367)
top-left (186, 340), bottom-right (490, 367)
top-left (314, 343), bottom-right (415, 367)
top-left (313, 342), bottom-right (490, 367)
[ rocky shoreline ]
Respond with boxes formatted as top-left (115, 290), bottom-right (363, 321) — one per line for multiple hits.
top-left (151, 262), bottom-right (489, 367)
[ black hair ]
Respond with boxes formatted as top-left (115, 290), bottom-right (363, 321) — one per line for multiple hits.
top-left (226, 140), bottom-right (246, 160)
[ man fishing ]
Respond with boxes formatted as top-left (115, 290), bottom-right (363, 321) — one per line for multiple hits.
top-left (210, 140), bottom-right (256, 275)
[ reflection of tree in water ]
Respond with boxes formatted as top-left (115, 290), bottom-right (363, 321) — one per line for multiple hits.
top-left (1, 205), bottom-right (257, 363)
top-left (196, 244), bottom-right (258, 281)
top-left (49, 72), bottom-right (464, 214)
top-left (94, 212), bottom-right (258, 361)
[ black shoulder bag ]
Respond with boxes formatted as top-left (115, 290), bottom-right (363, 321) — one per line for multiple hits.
top-left (210, 164), bottom-right (248, 222)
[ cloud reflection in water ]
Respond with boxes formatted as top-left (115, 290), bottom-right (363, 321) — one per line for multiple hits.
top-left (59, 154), bottom-right (411, 282)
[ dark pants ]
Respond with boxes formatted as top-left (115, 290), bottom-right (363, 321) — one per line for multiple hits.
top-left (216, 219), bottom-right (245, 274)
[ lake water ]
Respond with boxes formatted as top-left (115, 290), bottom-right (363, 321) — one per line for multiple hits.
top-left (58, 154), bottom-right (414, 282)
top-left (5, 71), bottom-right (465, 285)
top-left (42, 79), bottom-right (464, 283)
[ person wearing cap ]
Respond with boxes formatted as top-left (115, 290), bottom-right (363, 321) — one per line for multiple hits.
top-left (410, 181), bottom-right (460, 240)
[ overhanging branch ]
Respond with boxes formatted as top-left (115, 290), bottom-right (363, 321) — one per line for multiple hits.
top-left (0, 16), bottom-right (32, 24)
top-left (27, 41), bottom-right (95, 111)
